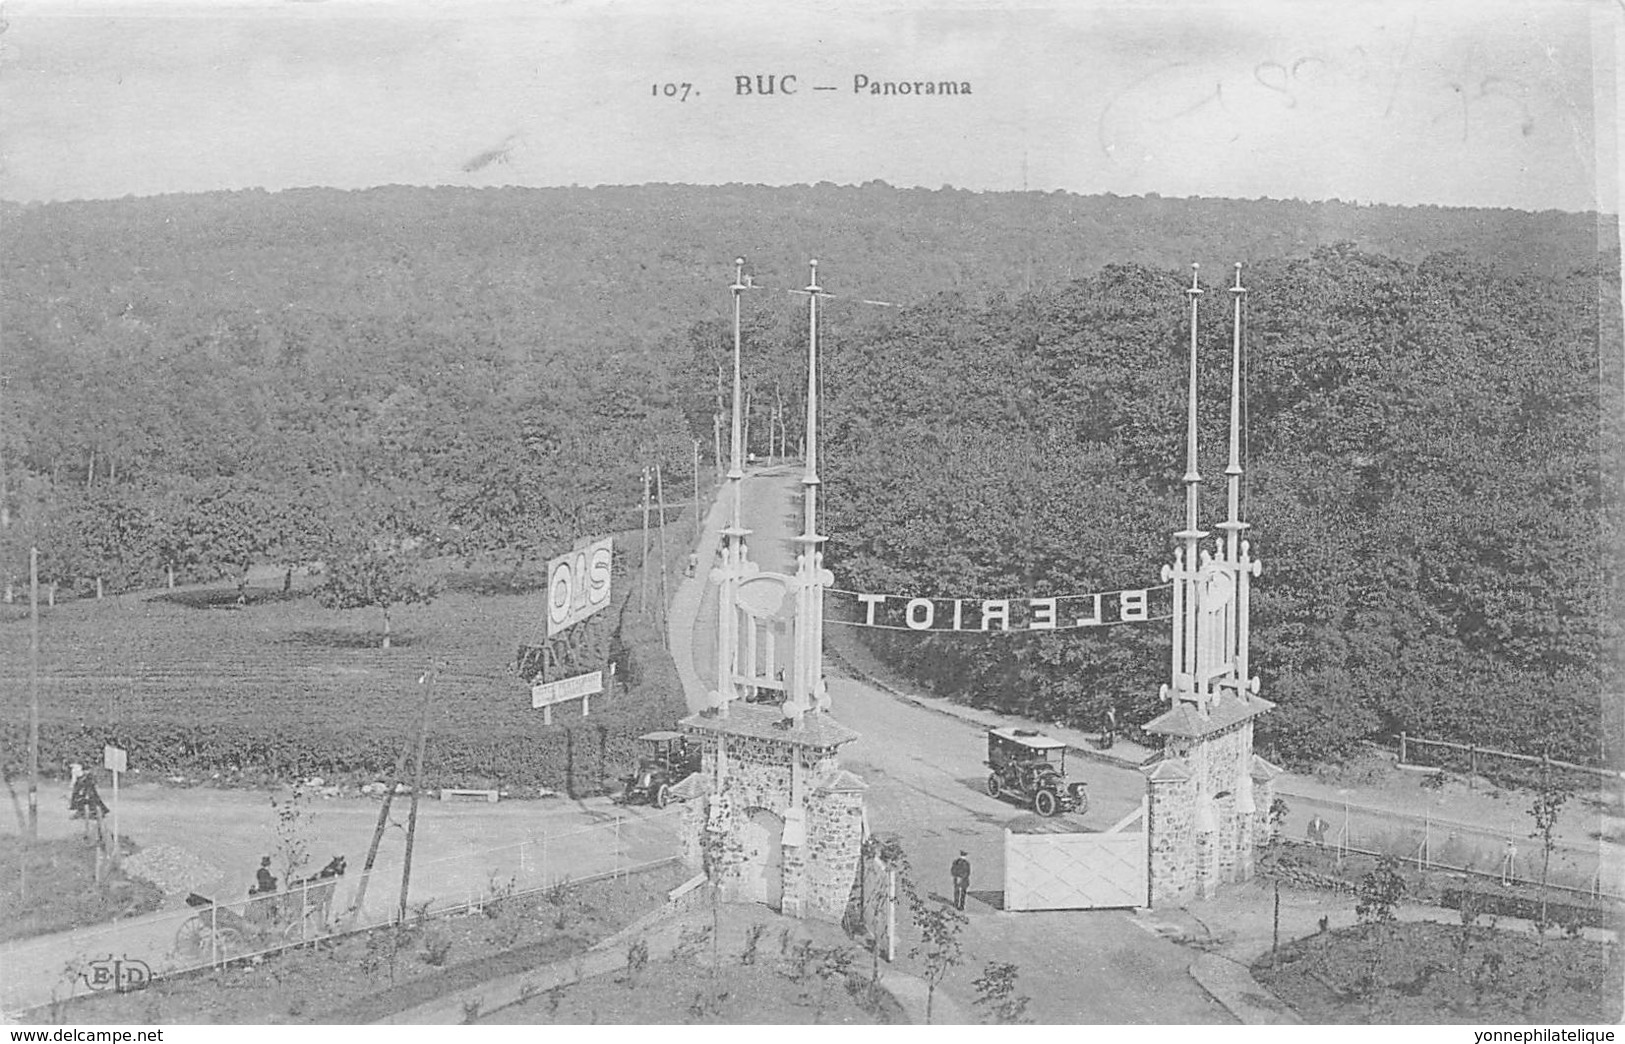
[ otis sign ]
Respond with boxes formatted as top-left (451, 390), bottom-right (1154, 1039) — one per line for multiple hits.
top-left (832, 586), bottom-right (1171, 632)
top-left (547, 537), bottom-right (613, 636)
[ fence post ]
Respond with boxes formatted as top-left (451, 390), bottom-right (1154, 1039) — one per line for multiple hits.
top-left (886, 868), bottom-right (897, 964)
top-left (1399, 731), bottom-right (1407, 765)
top-left (210, 902), bottom-right (219, 969)
top-left (1271, 880), bottom-right (1280, 968)
top-left (1469, 745), bottom-right (1477, 787)
top-left (615, 814), bottom-right (622, 880)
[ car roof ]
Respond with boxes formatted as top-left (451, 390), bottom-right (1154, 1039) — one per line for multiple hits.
top-left (988, 727), bottom-right (1067, 749)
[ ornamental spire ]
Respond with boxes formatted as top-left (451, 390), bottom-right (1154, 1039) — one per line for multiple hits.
top-left (789, 260), bottom-right (833, 721)
top-left (713, 257), bottom-right (758, 716)
top-left (1219, 262), bottom-right (1249, 563)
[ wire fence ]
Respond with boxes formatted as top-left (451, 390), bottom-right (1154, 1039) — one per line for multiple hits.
top-left (0, 807), bottom-right (686, 1016)
top-left (1274, 793), bottom-right (1622, 903)
top-left (1394, 733), bottom-right (1624, 793)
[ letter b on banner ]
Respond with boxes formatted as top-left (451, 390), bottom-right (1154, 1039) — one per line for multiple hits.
top-left (547, 537), bottom-right (614, 636)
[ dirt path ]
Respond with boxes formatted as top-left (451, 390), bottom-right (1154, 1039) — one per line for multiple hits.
top-left (0, 786), bottom-right (677, 1015)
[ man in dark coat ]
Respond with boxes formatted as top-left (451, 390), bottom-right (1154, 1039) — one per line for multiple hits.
top-left (253, 856), bottom-right (278, 896)
top-left (68, 764), bottom-right (109, 832)
top-left (951, 851), bottom-right (971, 911)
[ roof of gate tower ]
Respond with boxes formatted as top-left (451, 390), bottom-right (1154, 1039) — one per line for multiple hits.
top-left (1141, 696), bottom-right (1275, 740)
top-left (680, 702), bottom-right (859, 748)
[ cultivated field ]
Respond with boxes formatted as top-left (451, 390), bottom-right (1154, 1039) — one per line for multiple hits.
top-left (0, 524), bottom-right (698, 794)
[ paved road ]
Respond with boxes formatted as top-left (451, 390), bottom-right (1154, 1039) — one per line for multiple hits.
top-left (723, 469), bottom-right (1229, 1024)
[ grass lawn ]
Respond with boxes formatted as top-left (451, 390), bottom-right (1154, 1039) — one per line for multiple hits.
top-left (38, 862), bottom-right (689, 1024)
top-left (479, 904), bottom-right (905, 1025)
top-left (1254, 920), bottom-right (1624, 1024)
top-left (0, 835), bottom-right (163, 944)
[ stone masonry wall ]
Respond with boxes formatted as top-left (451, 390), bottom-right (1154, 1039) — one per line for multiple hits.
top-left (1146, 771), bottom-right (1196, 906)
top-left (684, 728), bottom-right (861, 921)
top-left (1148, 714), bottom-right (1269, 903)
top-left (804, 788), bottom-right (865, 921)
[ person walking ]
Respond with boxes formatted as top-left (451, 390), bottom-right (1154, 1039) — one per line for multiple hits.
top-left (68, 763), bottom-right (109, 838)
top-left (950, 850), bottom-right (971, 911)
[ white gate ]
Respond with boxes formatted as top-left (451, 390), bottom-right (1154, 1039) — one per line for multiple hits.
top-left (1004, 799), bottom-right (1148, 911)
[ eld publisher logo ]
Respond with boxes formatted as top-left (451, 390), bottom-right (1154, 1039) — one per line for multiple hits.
top-left (81, 956), bottom-right (151, 993)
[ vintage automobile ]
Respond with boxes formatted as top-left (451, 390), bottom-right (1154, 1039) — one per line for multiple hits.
top-left (621, 730), bottom-right (702, 808)
top-left (984, 726), bottom-right (1089, 817)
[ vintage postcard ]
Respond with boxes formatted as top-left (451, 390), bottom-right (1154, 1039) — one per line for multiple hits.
top-left (0, 0), bottom-right (1619, 1033)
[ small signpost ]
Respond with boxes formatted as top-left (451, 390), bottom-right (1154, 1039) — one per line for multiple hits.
top-left (531, 668), bottom-right (606, 725)
top-left (103, 744), bottom-right (127, 855)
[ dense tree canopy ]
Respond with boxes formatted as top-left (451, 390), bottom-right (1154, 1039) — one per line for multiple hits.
top-left (0, 184), bottom-right (1616, 769)
top-left (812, 249), bottom-right (1620, 767)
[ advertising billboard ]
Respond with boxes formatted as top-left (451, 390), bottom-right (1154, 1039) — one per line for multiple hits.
top-left (546, 536), bottom-right (613, 636)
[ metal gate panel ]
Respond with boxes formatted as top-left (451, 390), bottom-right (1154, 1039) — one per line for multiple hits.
top-left (1004, 801), bottom-right (1148, 911)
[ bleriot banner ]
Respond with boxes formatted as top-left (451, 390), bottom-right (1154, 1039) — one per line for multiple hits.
top-left (828, 585), bottom-right (1173, 632)
top-left (546, 536), bottom-right (614, 636)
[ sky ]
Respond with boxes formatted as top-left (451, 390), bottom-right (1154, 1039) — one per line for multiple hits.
top-left (0, 0), bottom-right (1618, 212)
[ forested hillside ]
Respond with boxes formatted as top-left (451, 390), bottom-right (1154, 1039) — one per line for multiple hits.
top-left (802, 249), bottom-right (1622, 767)
top-left (1, 184), bottom-right (1617, 769)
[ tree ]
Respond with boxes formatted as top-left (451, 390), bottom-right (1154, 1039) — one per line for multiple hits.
top-left (1527, 760), bottom-right (1572, 936)
top-left (185, 478), bottom-right (280, 596)
top-left (1355, 855), bottom-right (1406, 926)
top-left (72, 485), bottom-right (157, 597)
top-left (1352, 855), bottom-right (1407, 1012)
top-left (314, 544), bottom-right (439, 649)
top-left (855, 833), bottom-right (908, 988)
top-left (269, 784), bottom-right (314, 893)
top-left (313, 488), bottom-right (442, 648)
top-left (906, 874), bottom-right (965, 1024)
top-left (972, 961), bottom-right (1032, 1024)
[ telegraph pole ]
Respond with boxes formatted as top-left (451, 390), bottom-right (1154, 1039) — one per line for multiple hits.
top-left (397, 665), bottom-right (435, 924)
top-left (692, 439), bottom-right (702, 534)
top-left (345, 739), bottom-right (412, 928)
top-left (28, 546), bottom-right (39, 840)
top-left (640, 467), bottom-right (652, 616)
top-left (655, 461), bottom-right (669, 626)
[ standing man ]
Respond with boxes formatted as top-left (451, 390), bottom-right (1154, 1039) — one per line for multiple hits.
top-left (950, 850), bottom-right (971, 911)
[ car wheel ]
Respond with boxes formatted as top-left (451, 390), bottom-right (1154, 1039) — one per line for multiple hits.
top-left (1072, 787), bottom-right (1090, 816)
top-left (655, 784), bottom-right (670, 809)
top-left (986, 774), bottom-right (1002, 797)
top-left (1034, 789), bottom-right (1059, 817)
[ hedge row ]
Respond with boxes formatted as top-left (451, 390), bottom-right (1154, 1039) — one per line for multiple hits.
top-left (1, 692), bottom-right (684, 795)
